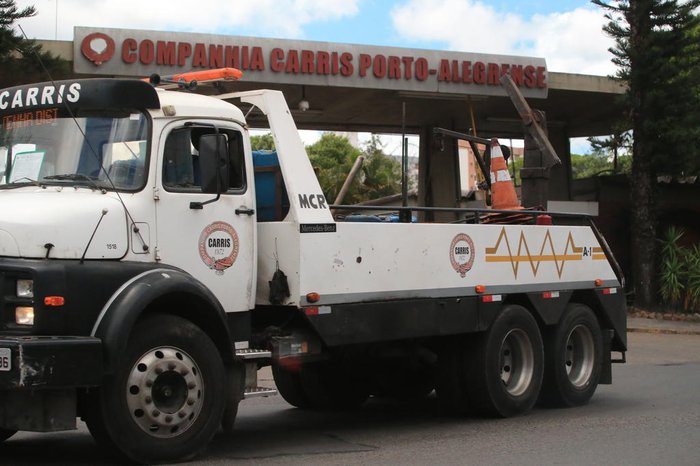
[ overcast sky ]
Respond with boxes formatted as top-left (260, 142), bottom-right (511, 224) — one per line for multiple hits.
top-left (14, 0), bottom-right (617, 153)
top-left (16, 0), bottom-right (617, 76)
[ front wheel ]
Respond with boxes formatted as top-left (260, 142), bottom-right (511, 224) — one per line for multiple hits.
top-left (84, 314), bottom-right (226, 463)
top-left (540, 304), bottom-right (602, 407)
top-left (0, 428), bottom-right (16, 443)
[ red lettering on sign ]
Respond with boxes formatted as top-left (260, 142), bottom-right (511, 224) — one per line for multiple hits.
top-left (270, 48), bottom-right (284, 72)
top-left (241, 46), bottom-right (250, 70)
top-left (487, 62), bottom-right (499, 85)
top-left (122, 38), bottom-right (137, 64)
top-left (438, 59), bottom-right (450, 81)
top-left (473, 61), bottom-right (486, 84)
top-left (193, 43), bottom-right (206, 67)
top-left (139, 40), bottom-right (154, 65)
top-left (388, 56), bottom-right (401, 79)
top-left (511, 65), bottom-right (523, 85)
top-left (462, 61), bottom-right (472, 83)
top-left (402, 56), bottom-right (413, 79)
top-left (225, 46), bottom-right (239, 68)
top-left (209, 45), bottom-right (223, 68)
top-left (178, 42), bottom-right (191, 67)
top-left (536, 66), bottom-right (546, 88)
top-left (157, 41), bottom-right (176, 65)
top-left (524, 65), bottom-right (536, 88)
top-left (285, 50), bottom-right (299, 73)
top-left (301, 50), bottom-right (314, 73)
top-left (316, 51), bottom-right (330, 75)
top-left (331, 51), bottom-right (340, 75)
top-left (340, 52), bottom-right (353, 76)
top-left (373, 54), bottom-right (387, 78)
top-left (415, 57), bottom-right (428, 81)
top-left (358, 53), bottom-right (371, 77)
top-left (250, 47), bottom-right (264, 71)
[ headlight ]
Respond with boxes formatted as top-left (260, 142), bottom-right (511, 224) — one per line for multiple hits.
top-left (16, 279), bottom-right (34, 298)
top-left (15, 306), bottom-right (34, 326)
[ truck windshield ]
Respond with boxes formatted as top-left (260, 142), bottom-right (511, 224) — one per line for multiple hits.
top-left (0, 109), bottom-right (150, 191)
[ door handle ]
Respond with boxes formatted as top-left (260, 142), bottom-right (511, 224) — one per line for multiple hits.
top-left (235, 206), bottom-right (255, 216)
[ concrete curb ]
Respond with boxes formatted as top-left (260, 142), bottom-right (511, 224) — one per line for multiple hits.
top-left (627, 316), bottom-right (700, 336)
top-left (628, 326), bottom-right (700, 336)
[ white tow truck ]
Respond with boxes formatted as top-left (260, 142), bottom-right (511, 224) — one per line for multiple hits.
top-left (0, 70), bottom-right (626, 463)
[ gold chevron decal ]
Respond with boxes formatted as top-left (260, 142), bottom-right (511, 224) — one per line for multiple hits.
top-left (485, 227), bottom-right (603, 279)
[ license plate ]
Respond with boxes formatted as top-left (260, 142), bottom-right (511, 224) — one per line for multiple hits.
top-left (0, 348), bottom-right (10, 371)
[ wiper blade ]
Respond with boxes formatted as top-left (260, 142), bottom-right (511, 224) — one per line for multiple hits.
top-left (0, 177), bottom-right (42, 189)
top-left (43, 173), bottom-right (104, 190)
top-left (44, 173), bottom-right (99, 181)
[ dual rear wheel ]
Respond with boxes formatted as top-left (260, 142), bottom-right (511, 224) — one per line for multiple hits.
top-left (437, 303), bottom-right (602, 417)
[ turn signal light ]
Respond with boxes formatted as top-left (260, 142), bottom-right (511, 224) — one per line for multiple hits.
top-left (306, 292), bottom-right (320, 303)
top-left (475, 285), bottom-right (486, 294)
top-left (594, 279), bottom-right (603, 287)
top-left (44, 296), bottom-right (65, 307)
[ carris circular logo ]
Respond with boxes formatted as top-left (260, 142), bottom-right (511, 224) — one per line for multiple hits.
top-left (450, 233), bottom-right (475, 277)
top-left (198, 222), bottom-right (240, 275)
top-left (81, 32), bottom-right (116, 66)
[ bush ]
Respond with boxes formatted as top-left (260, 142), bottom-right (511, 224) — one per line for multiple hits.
top-left (658, 227), bottom-right (700, 312)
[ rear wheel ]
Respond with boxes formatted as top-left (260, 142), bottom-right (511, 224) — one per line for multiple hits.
top-left (84, 314), bottom-right (226, 463)
top-left (273, 359), bottom-right (369, 410)
top-left (467, 305), bottom-right (544, 417)
top-left (0, 428), bottom-right (16, 442)
top-left (272, 362), bottom-right (312, 409)
top-left (540, 304), bottom-right (602, 407)
top-left (437, 305), bottom-right (544, 418)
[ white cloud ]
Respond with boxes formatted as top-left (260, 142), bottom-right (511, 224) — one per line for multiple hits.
top-left (15, 0), bottom-right (359, 40)
top-left (391, 0), bottom-right (616, 76)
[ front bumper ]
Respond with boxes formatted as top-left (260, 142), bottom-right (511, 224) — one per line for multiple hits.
top-left (0, 336), bottom-right (102, 389)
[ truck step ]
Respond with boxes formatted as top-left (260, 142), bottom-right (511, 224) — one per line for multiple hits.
top-left (236, 348), bottom-right (272, 359)
top-left (244, 386), bottom-right (278, 399)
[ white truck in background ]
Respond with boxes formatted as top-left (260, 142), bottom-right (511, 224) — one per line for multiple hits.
top-left (0, 71), bottom-right (626, 463)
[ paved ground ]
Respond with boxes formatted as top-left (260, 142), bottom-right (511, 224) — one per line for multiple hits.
top-left (628, 315), bottom-right (700, 335)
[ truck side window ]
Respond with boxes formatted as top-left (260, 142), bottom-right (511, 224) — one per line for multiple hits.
top-left (163, 126), bottom-right (246, 192)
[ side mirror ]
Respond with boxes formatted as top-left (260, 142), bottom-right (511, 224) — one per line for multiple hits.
top-left (199, 133), bottom-right (229, 194)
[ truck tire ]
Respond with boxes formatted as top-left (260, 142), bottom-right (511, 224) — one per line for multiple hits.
top-left (299, 361), bottom-right (369, 410)
top-left (0, 428), bottom-right (16, 442)
top-left (540, 303), bottom-right (603, 408)
top-left (85, 314), bottom-right (226, 463)
top-left (272, 363), bottom-right (312, 409)
top-left (466, 304), bottom-right (544, 417)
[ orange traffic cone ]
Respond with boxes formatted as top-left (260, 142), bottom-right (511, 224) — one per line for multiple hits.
top-left (489, 138), bottom-right (521, 210)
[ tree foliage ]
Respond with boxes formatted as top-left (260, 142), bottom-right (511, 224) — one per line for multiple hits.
top-left (0, 1), bottom-right (69, 87)
top-left (592, 0), bottom-right (700, 308)
top-left (306, 133), bottom-right (401, 204)
top-left (250, 133), bottom-right (275, 151)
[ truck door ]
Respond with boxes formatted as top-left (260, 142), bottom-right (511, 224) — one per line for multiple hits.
top-left (155, 122), bottom-right (255, 312)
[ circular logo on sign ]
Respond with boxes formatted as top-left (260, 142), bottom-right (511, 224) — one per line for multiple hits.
top-left (450, 233), bottom-right (475, 277)
top-left (198, 222), bottom-right (240, 275)
top-left (81, 32), bottom-right (116, 66)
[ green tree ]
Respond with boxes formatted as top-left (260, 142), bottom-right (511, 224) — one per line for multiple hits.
top-left (587, 128), bottom-right (632, 172)
top-left (358, 135), bottom-right (401, 200)
top-left (307, 133), bottom-right (363, 204)
top-left (250, 133), bottom-right (275, 151)
top-left (592, 0), bottom-right (700, 308)
top-left (0, 1), bottom-right (69, 87)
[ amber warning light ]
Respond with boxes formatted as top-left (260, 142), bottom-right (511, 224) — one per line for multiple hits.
top-left (146, 67), bottom-right (243, 89)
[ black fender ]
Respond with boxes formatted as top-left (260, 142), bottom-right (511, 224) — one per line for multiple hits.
top-left (91, 267), bottom-right (234, 374)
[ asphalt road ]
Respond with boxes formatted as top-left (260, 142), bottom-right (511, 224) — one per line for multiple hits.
top-left (2, 332), bottom-right (699, 465)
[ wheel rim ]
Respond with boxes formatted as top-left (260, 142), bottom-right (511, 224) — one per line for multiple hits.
top-left (564, 324), bottom-right (595, 388)
top-left (499, 329), bottom-right (535, 397)
top-left (126, 346), bottom-right (204, 438)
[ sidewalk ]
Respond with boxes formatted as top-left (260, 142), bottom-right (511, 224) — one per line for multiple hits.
top-left (627, 316), bottom-right (700, 335)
